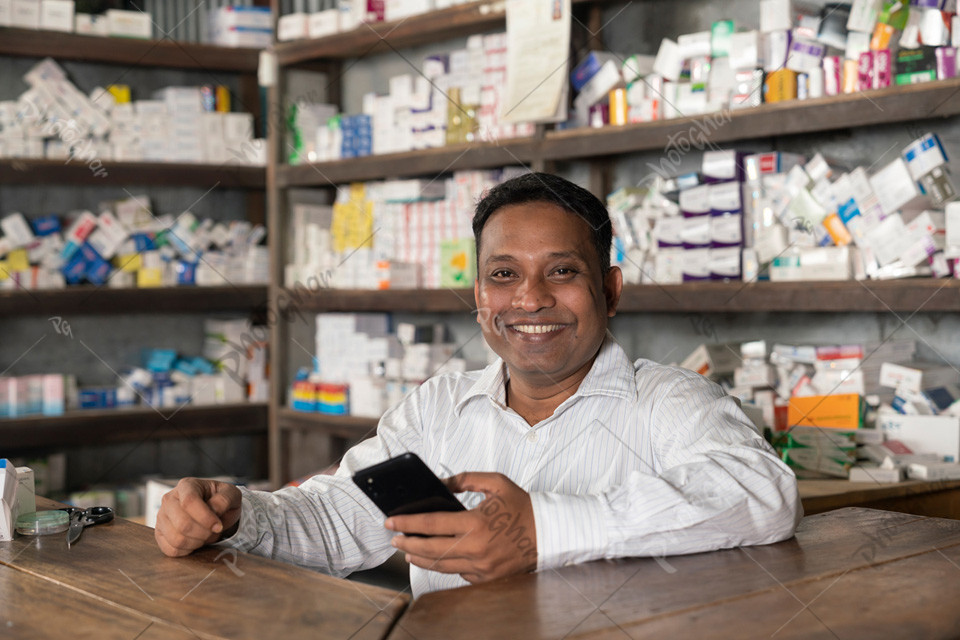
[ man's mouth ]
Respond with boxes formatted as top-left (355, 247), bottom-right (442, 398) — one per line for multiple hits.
top-left (509, 324), bottom-right (564, 334)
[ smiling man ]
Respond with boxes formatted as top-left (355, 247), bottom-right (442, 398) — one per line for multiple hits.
top-left (155, 172), bottom-right (802, 597)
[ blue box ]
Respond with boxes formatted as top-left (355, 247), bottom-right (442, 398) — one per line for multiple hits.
top-left (62, 253), bottom-right (88, 284)
top-left (571, 51), bottom-right (617, 92)
top-left (32, 215), bottom-right (61, 236)
top-left (130, 233), bottom-right (155, 252)
top-left (85, 257), bottom-right (111, 285)
top-left (176, 261), bottom-right (197, 285)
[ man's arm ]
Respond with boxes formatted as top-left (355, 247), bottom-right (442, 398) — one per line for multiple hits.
top-left (156, 383), bottom-right (429, 577)
top-left (529, 368), bottom-right (802, 571)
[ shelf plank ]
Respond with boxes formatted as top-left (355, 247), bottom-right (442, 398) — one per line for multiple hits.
top-left (282, 287), bottom-right (476, 313)
top-left (0, 159), bottom-right (265, 189)
top-left (541, 77), bottom-right (960, 161)
top-left (615, 279), bottom-right (960, 313)
top-left (277, 408), bottom-right (378, 440)
top-left (0, 403), bottom-right (268, 452)
top-left (281, 280), bottom-right (960, 314)
top-left (0, 285), bottom-right (268, 317)
top-left (0, 27), bottom-right (260, 72)
top-left (276, 139), bottom-right (537, 187)
top-left (275, 0), bottom-right (602, 65)
top-left (277, 79), bottom-right (960, 185)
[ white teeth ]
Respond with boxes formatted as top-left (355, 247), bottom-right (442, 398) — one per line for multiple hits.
top-left (512, 324), bottom-right (561, 334)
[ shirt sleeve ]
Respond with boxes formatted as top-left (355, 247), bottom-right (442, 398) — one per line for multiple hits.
top-left (214, 384), bottom-right (428, 577)
top-left (529, 368), bottom-right (803, 570)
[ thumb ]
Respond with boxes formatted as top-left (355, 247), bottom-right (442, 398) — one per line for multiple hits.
top-left (444, 471), bottom-right (504, 495)
top-left (207, 486), bottom-right (236, 518)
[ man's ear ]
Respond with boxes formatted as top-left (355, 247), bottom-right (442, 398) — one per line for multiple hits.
top-left (604, 266), bottom-right (623, 317)
top-left (474, 278), bottom-right (481, 325)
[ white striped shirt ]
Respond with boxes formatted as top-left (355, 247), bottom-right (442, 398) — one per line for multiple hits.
top-left (220, 338), bottom-right (802, 597)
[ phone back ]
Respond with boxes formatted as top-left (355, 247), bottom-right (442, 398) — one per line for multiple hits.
top-left (352, 452), bottom-right (465, 517)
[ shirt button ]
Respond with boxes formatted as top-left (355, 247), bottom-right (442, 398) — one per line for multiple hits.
top-left (527, 430), bottom-right (538, 443)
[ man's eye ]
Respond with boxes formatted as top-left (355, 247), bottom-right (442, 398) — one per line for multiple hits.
top-left (491, 270), bottom-right (513, 278)
top-left (553, 268), bottom-right (577, 276)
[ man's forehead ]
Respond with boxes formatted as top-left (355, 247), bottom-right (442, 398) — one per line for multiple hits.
top-left (479, 204), bottom-right (599, 266)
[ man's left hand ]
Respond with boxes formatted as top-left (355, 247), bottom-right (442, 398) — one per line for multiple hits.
top-left (385, 472), bottom-right (538, 584)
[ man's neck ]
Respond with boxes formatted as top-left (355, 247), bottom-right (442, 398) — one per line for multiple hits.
top-left (504, 358), bottom-right (597, 427)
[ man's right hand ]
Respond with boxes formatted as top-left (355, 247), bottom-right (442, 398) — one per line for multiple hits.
top-left (155, 478), bottom-right (242, 557)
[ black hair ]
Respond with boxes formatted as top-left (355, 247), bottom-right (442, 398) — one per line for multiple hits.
top-left (472, 172), bottom-right (612, 274)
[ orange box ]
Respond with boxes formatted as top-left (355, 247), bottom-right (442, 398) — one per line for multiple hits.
top-left (823, 213), bottom-right (852, 246)
top-left (842, 59), bottom-right (859, 94)
top-left (788, 394), bottom-right (863, 429)
top-left (609, 88), bottom-right (628, 126)
top-left (871, 23), bottom-right (894, 51)
top-left (763, 69), bottom-right (797, 103)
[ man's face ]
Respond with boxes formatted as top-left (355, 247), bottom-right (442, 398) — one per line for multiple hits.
top-left (474, 201), bottom-right (622, 390)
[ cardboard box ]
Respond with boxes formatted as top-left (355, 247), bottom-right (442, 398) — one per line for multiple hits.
top-left (879, 414), bottom-right (960, 462)
top-left (40, 0), bottom-right (72, 32)
top-left (106, 9), bottom-right (151, 39)
top-left (879, 362), bottom-right (959, 393)
top-left (788, 394), bottom-right (864, 429)
top-left (680, 343), bottom-right (742, 379)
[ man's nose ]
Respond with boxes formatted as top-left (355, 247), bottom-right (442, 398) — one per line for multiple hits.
top-left (512, 276), bottom-right (555, 312)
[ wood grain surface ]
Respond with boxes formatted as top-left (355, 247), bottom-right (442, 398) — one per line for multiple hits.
top-left (389, 508), bottom-right (960, 639)
top-left (1, 498), bottom-right (409, 640)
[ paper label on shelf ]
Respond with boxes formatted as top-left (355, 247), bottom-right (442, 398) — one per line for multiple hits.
top-left (501, 0), bottom-right (570, 123)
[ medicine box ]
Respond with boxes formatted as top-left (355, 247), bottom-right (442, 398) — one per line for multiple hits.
top-left (879, 414), bottom-right (960, 463)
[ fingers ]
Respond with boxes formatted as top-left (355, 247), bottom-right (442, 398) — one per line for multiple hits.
top-left (177, 480), bottom-right (224, 533)
top-left (155, 509), bottom-right (215, 557)
top-left (385, 511), bottom-right (475, 537)
top-left (404, 553), bottom-right (487, 578)
top-left (391, 530), bottom-right (475, 561)
top-left (155, 478), bottom-right (235, 557)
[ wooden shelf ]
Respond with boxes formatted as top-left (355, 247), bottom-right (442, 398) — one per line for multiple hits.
top-left (0, 27), bottom-right (261, 72)
top-left (0, 403), bottom-right (268, 452)
top-left (282, 287), bottom-right (475, 313)
top-left (0, 159), bottom-right (265, 189)
top-left (0, 285), bottom-right (268, 317)
top-left (283, 280), bottom-right (960, 314)
top-left (276, 139), bottom-right (537, 187)
top-left (274, 0), bottom-right (600, 65)
top-left (541, 77), bottom-right (960, 161)
top-left (277, 408), bottom-right (377, 440)
top-left (275, 79), bottom-right (960, 186)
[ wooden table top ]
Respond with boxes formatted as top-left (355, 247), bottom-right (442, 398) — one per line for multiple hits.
top-left (0, 498), bottom-right (409, 640)
top-left (799, 479), bottom-right (960, 515)
top-left (389, 508), bottom-right (960, 639)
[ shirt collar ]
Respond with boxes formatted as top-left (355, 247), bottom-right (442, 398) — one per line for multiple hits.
top-left (453, 336), bottom-right (636, 416)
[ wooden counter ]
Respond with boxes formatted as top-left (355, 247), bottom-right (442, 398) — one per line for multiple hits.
top-left (5, 501), bottom-right (960, 638)
top-left (0, 498), bottom-right (408, 640)
top-left (390, 508), bottom-right (960, 639)
top-left (800, 478), bottom-right (960, 518)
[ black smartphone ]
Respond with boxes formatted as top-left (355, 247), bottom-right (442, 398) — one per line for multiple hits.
top-left (352, 452), bottom-right (465, 518)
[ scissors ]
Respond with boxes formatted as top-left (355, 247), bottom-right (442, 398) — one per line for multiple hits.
top-left (60, 507), bottom-right (115, 547)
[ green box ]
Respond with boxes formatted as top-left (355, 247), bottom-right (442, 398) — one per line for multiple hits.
top-left (440, 238), bottom-right (477, 288)
top-left (711, 20), bottom-right (734, 58)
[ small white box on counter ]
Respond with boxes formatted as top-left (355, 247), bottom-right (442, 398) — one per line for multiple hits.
top-left (879, 413), bottom-right (960, 463)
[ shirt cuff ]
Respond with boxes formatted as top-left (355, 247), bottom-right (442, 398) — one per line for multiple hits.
top-left (529, 492), bottom-right (607, 571)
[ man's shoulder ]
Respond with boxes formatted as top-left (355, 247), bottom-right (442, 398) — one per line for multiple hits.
top-left (631, 357), bottom-right (720, 394)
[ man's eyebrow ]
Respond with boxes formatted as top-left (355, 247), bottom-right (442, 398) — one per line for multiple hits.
top-left (482, 251), bottom-right (589, 265)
